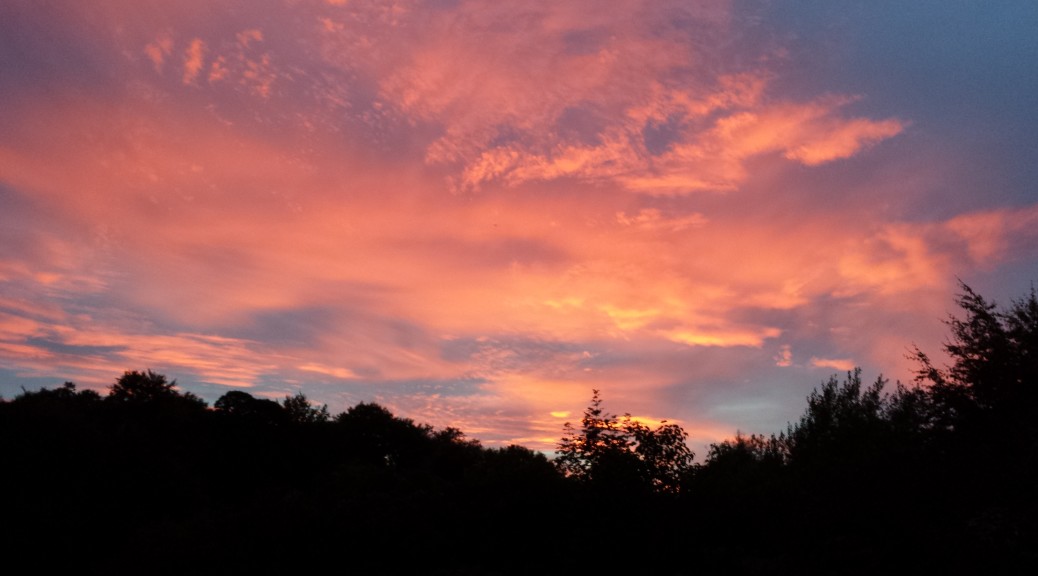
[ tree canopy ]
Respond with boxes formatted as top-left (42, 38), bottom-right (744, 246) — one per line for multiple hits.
top-left (555, 389), bottom-right (693, 493)
top-left (913, 282), bottom-right (1038, 438)
top-left (107, 369), bottom-right (206, 410)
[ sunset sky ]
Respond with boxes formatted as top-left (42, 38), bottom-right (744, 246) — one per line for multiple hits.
top-left (3, 1), bottom-right (1037, 454)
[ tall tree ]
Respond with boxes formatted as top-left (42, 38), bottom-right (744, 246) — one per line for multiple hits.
top-left (913, 282), bottom-right (1038, 435)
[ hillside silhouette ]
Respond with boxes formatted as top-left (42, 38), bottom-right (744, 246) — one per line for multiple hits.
top-left (2, 282), bottom-right (1036, 574)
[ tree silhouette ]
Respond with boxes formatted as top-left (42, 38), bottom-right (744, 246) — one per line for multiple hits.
top-left (214, 390), bottom-right (287, 425)
top-left (555, 389), bottom-right (693, 492)
top-left (622, 413), bottom-right (694, 493)
top-left (913, 282), bottom-right (1038, 436)
top-left (106, 369), bottom-right (206, 409)
top-left (909, 282), bottom-right (1038, 561)
top-left (7, 381), bottom-right (102, 410)
top-left (784, 368), bottom-right (889, 466)
top-left (334, 401), bottom-right (432, 469)
top-left (281, 391), bottom-right (330, 424)
top-left (698, 432), bottom-right (788, 509)
top-left (555, 389), bottom-right (632, 481)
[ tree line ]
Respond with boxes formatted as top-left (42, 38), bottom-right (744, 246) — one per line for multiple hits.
top-left (2, 282), bottom-right (1036, 574)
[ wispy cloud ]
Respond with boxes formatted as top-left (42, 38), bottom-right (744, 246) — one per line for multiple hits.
top-left (373, 5), bottom-right (899, 191)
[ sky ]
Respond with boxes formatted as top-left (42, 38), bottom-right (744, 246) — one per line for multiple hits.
top-left (2, 0), bottom-right (1037, 454)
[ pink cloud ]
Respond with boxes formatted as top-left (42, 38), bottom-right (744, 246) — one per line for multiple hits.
top-left (435, 76), bottom-right (904, 195)
top-left (182, 38), bottom-right (206, 84)
top-left (353, 3), bottom-right (904, 194)
top-left (810, 357), bottom-right (856, 372)
top-left (785, 117), bottom-right (905, 166)
top-left (944, 206), bottom-right (1038, 266)
top-left (144, 32), bottom-right (173, 71)
top-left (0, 91), bottom-right (1004, 390)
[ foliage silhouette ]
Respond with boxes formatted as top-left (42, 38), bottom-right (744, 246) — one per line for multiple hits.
top-left (107, 369), bottom-right (207, 411)
top-left (282, 391), bottom-right (330, 424)
top-left (214, 389), bottom-right (287, 425)
top-left (702, 432), bottom-right (788, 486)
top-left (555, 389), bottom-right (631, 479)
top-left (913, 281), bottom-right (1038, 438)
top-left (334, 401), bottom-right (434, 469)
top-left (784, 368), bottom-right (890, 467)
top-left (908, 282), bottom-right (1038, 563)
top-left (555, 389), bottom-right (693, 493)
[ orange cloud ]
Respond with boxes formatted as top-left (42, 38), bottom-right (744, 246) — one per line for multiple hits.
top-left (144, 32), bottom-right (173, 71)
top-left (944, 206), bottom-right (1038, 266)
top-left (298, 363), bottom-right (359, 380)
top-left (785, 117), bottom-right (905, 165)
top-left (837, 225), bottom-right (947, 297)
top-left (810, 357), bottom-right (856, 372)
top-left (182, 38), bottom-right (206, 84)
top-left (667, 326), bottom-right (783, 348)
top-left (708, 98), bottom-right (905, 166)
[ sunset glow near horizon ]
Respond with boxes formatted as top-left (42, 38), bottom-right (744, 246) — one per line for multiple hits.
top-left (2, 1), bottom-right (1037, 454)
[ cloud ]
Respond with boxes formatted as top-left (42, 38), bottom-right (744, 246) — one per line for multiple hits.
top-left (298, 362), bottom-right (359, 380)
top-left (666, 326), bottom-right (782, 348)
top-left (810, 357), bottom-right (856, 372)
top-left (208, 56), bottom-right (229, 83)
top-left (619, 98), bottom-right (904, 194)
top-left (362, 3), bottom-right (903, 193)
top-left (426, 80), bottom-right (904, 194)
top-left (0, 302), bottom-right (274, 390)
top-left (58, 1), bottom-right (903, 196)
top-left (707, 97), bottom-right (905, 167)
top-left (145, 32), bottom-right (173, 72)
top-left (784, 116), bottom-right (905, 166)
top-left (944, 205), bottom-right (1038, 266)
top-left (182, 38), bottom-right (206, 84)
top-left (616, 209), bottom-right (708, 232)
top-left (836, 224), bottom-right (947, 297)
